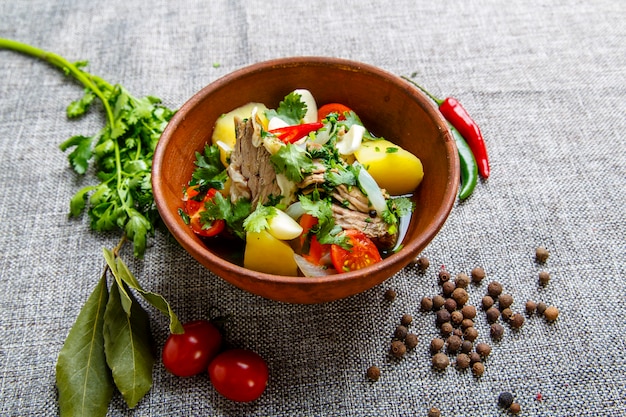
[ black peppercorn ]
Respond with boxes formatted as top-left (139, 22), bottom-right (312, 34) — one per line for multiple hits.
top-left (451, 310), bottom-right (464, 325)
top-left (432, 352), bottom-right (449, 370)
top-left (461, 318), bottom-right (475, 330)
top-left (438, 269), bottom-right (451, 284)
top-left (461, 305), bottom-right (477, 319)
top-left (475, 342), bottom-right (492, 358)
top-left (536, 246), bottom-right (549, 263)
top-left (472, 361), bottom-right (485, 377)
top-left (461, 340), bottom-right (474, 354)
top-left (498, 392), bottom-right (514, 408)
top-left (390, 340), bottom-right (407, 358)
top-left (471, 266), bottom-right (486, 283)
top-left (490, 323), bottom-right (504, 340)
top-left (430, 338), bottom-right (444, 353)
top-left (537, 301), bottom-right (548, 315)
top-left (509, 313), bottom-right (525, 329)
top-left (525, 300), bottom-right (537, 315)
top-left (486, 307), bottom-right (500, 323)
top-left (416, 256), bottom-right (430, 271)
top-left (432, 295), bottom-right (446, 310)
top-left (482, 295), bottom-right (495, 310)
top-left (463, 327), bottom-right (478, 342)
top-left (384, 289), bottom-right (397, 301)
top-left (405, 333), bottom-right (418, 349)
top-left (420, 296), bottom-right (434, 312)
top-left (442, 281), bottom-right (456, 297)
top-left (455, 273), bottom-right (470, 288)
top-left (428, 407), bottom-right (441, 417)
top-left (456, 353), bottom-right (471, 369)
top-left (446, 335), bottom-right (462, 353)
top-left (539, 271), bottom-right (550, 286)
top-left (501, 307), bottom-right (513, 322)
top-left (366, 365), bottom-right (380, 381)
top-left (394, 325), bottom-right (408, 340)
top-left (436, 309), bottom-right (451, 327)
top-left (452, 287), bottom-right (469, 306)
top-left (498, 293), bottom-right (514, 309)
top-left (444, 298), bottom-right (458, 312)
top-left (401, 313), bottom-right (413, 326)
top-left (440, 322), bottom-right (453, 336)
top-left (487, 281), bottom-right (503, 298)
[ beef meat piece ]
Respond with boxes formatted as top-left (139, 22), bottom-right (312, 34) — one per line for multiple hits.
top-left (331, 203), bottom-right (398, 250)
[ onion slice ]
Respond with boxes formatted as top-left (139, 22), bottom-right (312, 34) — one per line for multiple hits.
top-left (294, 254), bottom-right (337, 277)
top-left (355, 162), bottom-right (387, 215)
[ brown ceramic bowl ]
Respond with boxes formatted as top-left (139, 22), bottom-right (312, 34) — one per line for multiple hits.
top-left (153, 57), bottom-right (459, 304)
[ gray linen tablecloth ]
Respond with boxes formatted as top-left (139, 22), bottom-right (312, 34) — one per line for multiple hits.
top-left (1, 1), bottom-right (625, 416)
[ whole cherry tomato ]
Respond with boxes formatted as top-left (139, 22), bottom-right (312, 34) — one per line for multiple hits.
top-left (208, 349), bottom-right (269, 402)
top-left (162, 320), bottom-right (222, 377)
top-left (317, 103), bottom-right (353, 122)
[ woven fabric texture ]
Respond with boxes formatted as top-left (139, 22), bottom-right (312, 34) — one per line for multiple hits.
top-left (1, 1), bottom-right (625, 416)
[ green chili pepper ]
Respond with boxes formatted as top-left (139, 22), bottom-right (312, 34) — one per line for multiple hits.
top-left (449, 123), bottom-right (478, 200)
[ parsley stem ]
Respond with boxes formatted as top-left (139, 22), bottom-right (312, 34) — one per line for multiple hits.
top-left (0, 38), bottom-right (115, 127)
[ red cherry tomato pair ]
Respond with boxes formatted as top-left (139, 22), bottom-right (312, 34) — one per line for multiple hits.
top-left (183, 186), bottom-right (225, 237)
top-left (162, 320), bottom-right (268, 402)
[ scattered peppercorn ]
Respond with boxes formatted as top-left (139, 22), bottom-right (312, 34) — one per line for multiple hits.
top-left (432, 295), bottom-right (446, 310)
top-left (390, 340), bottom-right (407, 358)
top-left (455, 273), bottom-right (470, 288)
top-left (469, 351), bottom-right (481, 364)
top-left (461, 305), bottom-right (477, 319)
top-left (421, 296), bottom-right (434, 311)
top-left (472, 361), bottom-right (485, 377)
top-left (394, 325), bottom-right (408, 340)
top-left (525, 300), bottom-right (537, 315)
top-left (463, 327), bottom-right (478, 342)
top-left (436, 309), bottom-right (451, 327)
top-left (456, 353), bottom-right (471, 369)
top-left (486, 307), bottom-right (500, 323)
top-left (451, 310), bottom-right (464, 325)
top-left (442, 281), bottom-right (456, 297)
top-left (539, 271), bottom-right (550, 286)
top-left (509, 313), bottom-right (525, 329)
top-left (490, 323), bottom-right (504, 340)
top-left (487, 281), bottom-right (503, 298)
top-left (366, 365), bottom-right (380, 381)
top-left (438, 269), bottom-right (451, 284)
top-left (498, 294), bottom-right (514, 310)
top-left (501, 308), bottom-right (513, 322)
top-left (475, 342), bottom-right (492, 358)
top-left (461, 318), bottom-right (475, 329)
top-left (471, 267), bottom-right (486, 283)
top-left (384, 289), bottom-right (397, 301)
top-left (536, 246), bottom-right (549, 263)
top-left (452, 287), bottom-right (469, 306)
top-left (452, 328), bottom-right (464, 338)
top-left (414, 256), bottom-right (430, 272)
top-left (446, 335), bottom-right (462, 353)
top-left (405, 333), bottom-right (418, 349)
top-left (509, 402), bottom-right (521, 414)
top-left (544, 305), bottom-right (560, 322)
top-left (498, 392), bottom-right (514, 408)
top-left (461, 340), bottom-right (474, 354)
top-left (428, 407), bottom-right (441, 417)
top-left (432, 352), bottom-right (450, 370)
top-left (482, 295), bottom-right (495, 310)
top-left (444, 298), bottom-right (458, 312)
top-left (537, 301), bottom-right (548, 315)
top-left (401, 314), bottom-right (413, 326)
top-left (430, 338), bottom-right (445, 353)
top-left (440, 322), bottom-right (453, 336)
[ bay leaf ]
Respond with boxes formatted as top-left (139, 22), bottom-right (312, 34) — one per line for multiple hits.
top-left (56, 274), bottom-right (113, 417)
top-left (102, 248), bottom-right (132, 316)
top-left (115, 256), bottom-right (184, 334)
top-left (103, 280), bottom-right (155, 409)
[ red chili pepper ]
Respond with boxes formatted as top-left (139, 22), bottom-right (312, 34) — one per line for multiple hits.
top-left (403, 77), bottom-right (490, 179)
top-left (268, 122), bottom-right (324, 144)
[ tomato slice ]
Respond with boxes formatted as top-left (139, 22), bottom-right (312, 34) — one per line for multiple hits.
top-left (330, 229), bottom-right (382, 272)
top-left (184, 187), bottom-right (225, 237)
top-left (317, 103), bottom-right (353, 122)
top-left (298, 214), bottom-right (330, 265)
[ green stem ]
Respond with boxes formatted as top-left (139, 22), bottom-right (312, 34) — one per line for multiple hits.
top-left (401, 75), bottom-right (444, 105)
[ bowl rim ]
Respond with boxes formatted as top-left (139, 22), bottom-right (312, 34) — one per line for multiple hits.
top-left (153, 56), bottom-right (459, 288)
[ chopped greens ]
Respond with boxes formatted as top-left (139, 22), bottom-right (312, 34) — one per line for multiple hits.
top-left (264, 91), bottom-right (307, 125)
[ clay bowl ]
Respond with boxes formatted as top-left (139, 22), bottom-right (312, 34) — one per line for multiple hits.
top-left (153, 57), bottom-right (459, 304)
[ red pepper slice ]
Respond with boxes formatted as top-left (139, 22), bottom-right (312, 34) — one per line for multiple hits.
top-left (402, 78), bottom-right (490, 179)
top-left (268, 122), bottom-right (324, 144)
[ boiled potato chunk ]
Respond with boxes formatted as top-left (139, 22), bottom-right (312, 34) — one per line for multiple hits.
top-left (211, 102), bottom-right (268, 167)
top-left (354, 139), bottom-right (424, 195)
top-left (244, 230), bottom-right (298, 276)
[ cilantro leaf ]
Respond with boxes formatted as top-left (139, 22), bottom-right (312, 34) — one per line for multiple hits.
top-left (191, 144), bottom-right (228, 190)
top-left (59, 134), bottom-right (94, 175)
top-left (270, 144), bottom-right (315, 182)
top-left (325, 164), bottom-right (357, 188)
top-left (264, 91), bottom-right (307, 125)
top-left (67, 89), bottom-right (96, 118)
top-left (243, 204), bottom-right (277, 233)
top-left (202, 193), bottom-right (252, 239)
top-left (299, 195), bottom-right (349, 248)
